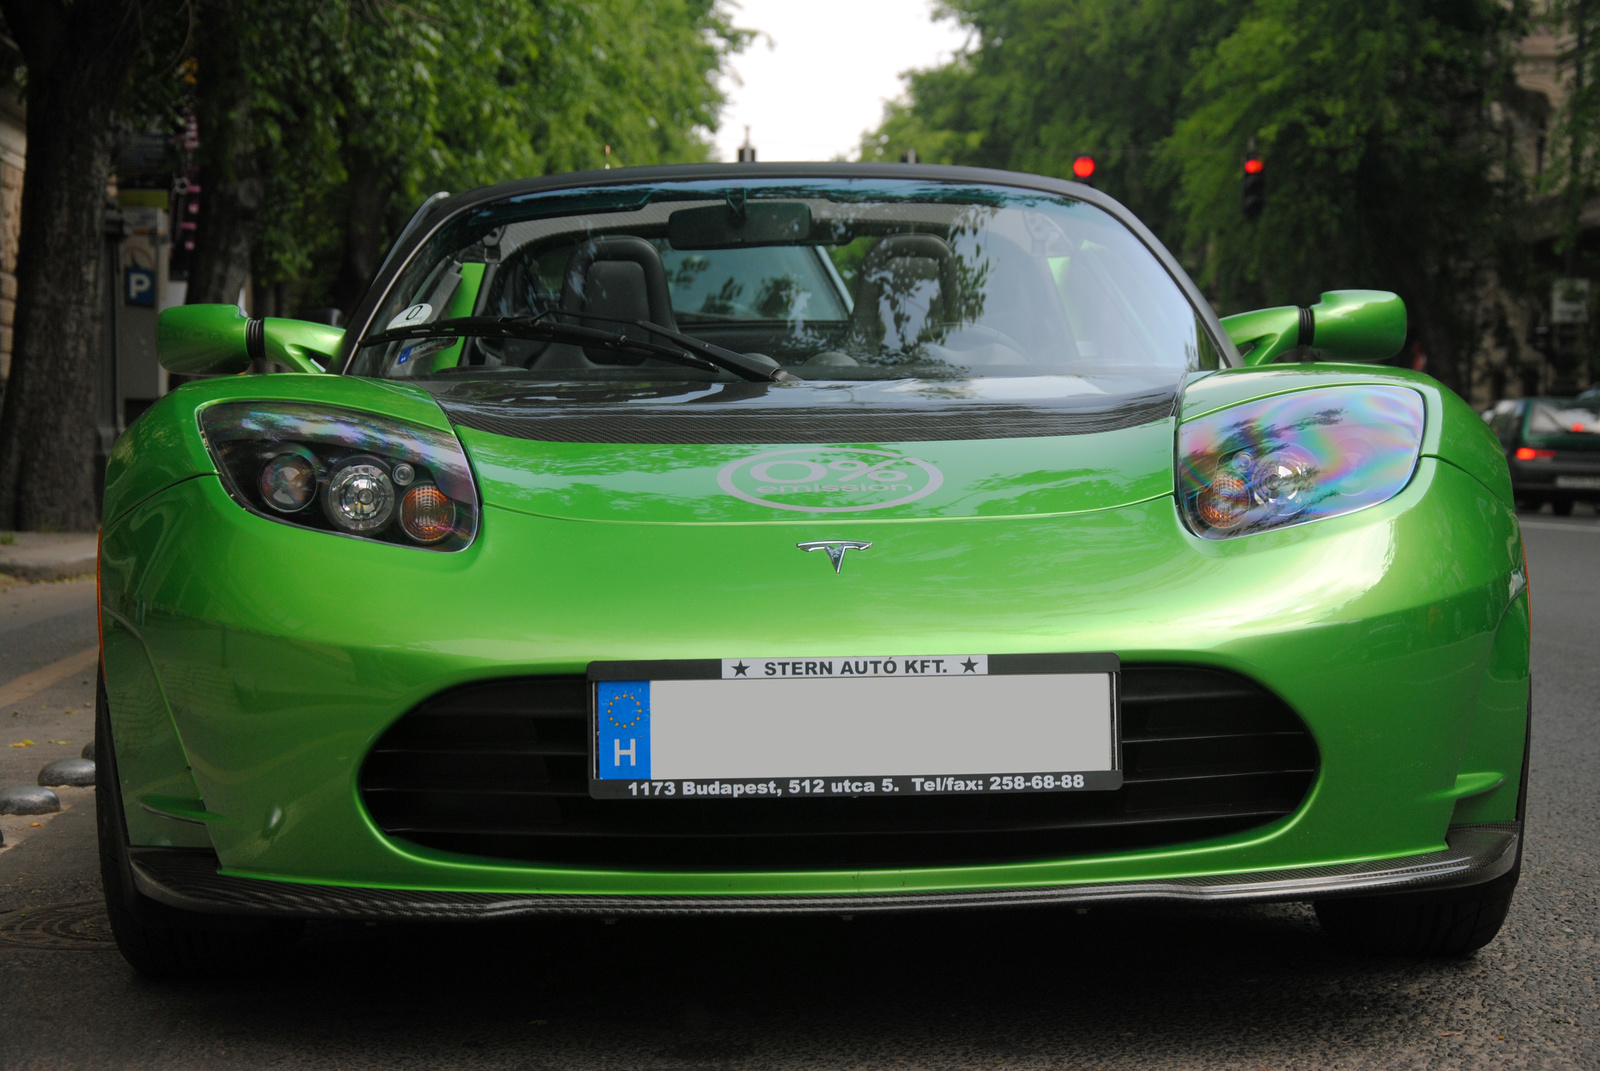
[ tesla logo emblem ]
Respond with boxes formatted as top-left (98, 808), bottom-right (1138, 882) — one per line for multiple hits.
top-left (797, 540), bottom-right (873, 574)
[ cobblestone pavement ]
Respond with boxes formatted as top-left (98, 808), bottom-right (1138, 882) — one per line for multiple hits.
top-left (0, 523), bottom-right (1593, 1071)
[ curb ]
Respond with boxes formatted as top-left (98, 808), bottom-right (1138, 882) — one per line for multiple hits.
top-left (0, 557), bottom-right (97, 582)
top-left (0, 532), bottom-right (98, 582)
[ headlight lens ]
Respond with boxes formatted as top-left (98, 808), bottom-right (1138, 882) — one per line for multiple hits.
top-left (199, 402), bottom-right (479, 551)
top-left (323, 458), bottom-right (396, 533)
top-left (258, 448), bottom-right (318, 513)
top-left (1177, 385), bottom-right (1425, 539)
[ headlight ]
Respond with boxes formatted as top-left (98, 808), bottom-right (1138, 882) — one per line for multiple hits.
top-left (199, 402), bottom-right (479, 551)
top-left (1177, 385), bottom-right (1424, 539)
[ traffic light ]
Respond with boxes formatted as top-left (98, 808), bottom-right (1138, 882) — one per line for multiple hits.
top-left (1071, 155), bottom-right (1096, 182)
top-left (1242, 152), bottom-right (1266, 221)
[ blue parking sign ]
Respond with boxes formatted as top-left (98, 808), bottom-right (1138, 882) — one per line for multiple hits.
top-left (124, 267), bottom-right (155, 307)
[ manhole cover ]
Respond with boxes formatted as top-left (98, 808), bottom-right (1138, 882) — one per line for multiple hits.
top-left (0, 900), bottom-right (117, 950)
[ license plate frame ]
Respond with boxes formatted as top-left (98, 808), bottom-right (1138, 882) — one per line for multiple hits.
top-left (1554, 474), bottom-right (1600, 489)
top-left (587, 653), bottom-right (1121, 800)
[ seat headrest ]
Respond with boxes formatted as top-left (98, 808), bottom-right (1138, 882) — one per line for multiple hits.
top-left (851, 234), bottom-right (959, 352)
top-left (560, 236), bottom-right (677, 331)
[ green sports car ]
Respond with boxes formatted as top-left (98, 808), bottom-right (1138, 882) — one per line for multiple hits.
top-left (97, 164), bottom-right (1529, 977)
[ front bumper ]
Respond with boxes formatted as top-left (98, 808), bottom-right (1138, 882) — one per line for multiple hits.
top-left (131, 823), bottom-right (1520, 918)
top-left (99, 453), bottom-right (1529, 900)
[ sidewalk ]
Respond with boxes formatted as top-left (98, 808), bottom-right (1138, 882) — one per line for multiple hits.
top-left (0, 532), bottom-right (97, 582)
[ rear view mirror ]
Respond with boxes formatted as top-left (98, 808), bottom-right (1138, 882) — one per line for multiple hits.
top-left (668, 201), bottom-right (812, 249)
top-left (1222, 290), bottom-right (1406, 366)
top-left (158, 305), bottom-right (342, 375)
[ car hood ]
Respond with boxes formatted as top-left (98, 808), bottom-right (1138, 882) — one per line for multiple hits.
top-left (425, 375), bottom-right (1181, 524)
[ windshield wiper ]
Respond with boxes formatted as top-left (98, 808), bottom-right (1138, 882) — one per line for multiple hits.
top-left (543, 310), bottom-right (798, 383)
top-left (364, 315), bottom-right (795, 383)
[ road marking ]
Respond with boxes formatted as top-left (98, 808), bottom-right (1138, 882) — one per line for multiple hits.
top-left (1519, 520), bottom-right (1600, 533)
top-left (0, 646), bottom-right (97, 710)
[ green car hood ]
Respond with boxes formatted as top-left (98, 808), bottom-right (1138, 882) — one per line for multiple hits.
top-left (429, 377), bottom-right (1182, 523)
top-left (107, 365), bottom-right (1504, 534)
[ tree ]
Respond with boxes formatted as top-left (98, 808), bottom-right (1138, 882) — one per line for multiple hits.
top-left (863, 0), bottom-right (1532, 396)
top-left (189, 0), bottom-right (746, 318)
top-left (1166, 0), bottom-right (1528, 393)
top-left (187, 0), bottom-right (261, 305)
top-left (0, 0), bottom-right (742, 530)
top-left (1544, 0), bottom-right (1597, 265)
top-left (0, 0), bottom-right (169, 531)
top-left (859, 0), bottom-right (1251, 241)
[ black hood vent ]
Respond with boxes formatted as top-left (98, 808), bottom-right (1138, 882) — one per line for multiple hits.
top-left (425, 378), bottom-right (1178, 444)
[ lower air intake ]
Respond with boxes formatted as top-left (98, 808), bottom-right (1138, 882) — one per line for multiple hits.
top-left (358, 665), bottom-right (1318, 870)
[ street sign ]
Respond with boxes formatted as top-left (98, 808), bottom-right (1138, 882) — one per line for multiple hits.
top-left (124, 267), bottom-right (155, 307)
top-left (1552, 278), bottom-right (1590, 324)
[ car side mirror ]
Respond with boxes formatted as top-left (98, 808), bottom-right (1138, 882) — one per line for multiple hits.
top-left (1221, 290), bottom-right (1407, 367)
top-left (157, 304), bottom-right (343, 376)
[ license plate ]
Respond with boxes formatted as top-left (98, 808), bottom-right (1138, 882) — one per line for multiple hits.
top-left (1555, 475), bottom-right (1600, 489)
top-left (588, 653), bottom-right (1121, 799)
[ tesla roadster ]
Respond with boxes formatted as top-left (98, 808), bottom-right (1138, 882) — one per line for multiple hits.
top-left (96, 164), bottom-right (1529, 976)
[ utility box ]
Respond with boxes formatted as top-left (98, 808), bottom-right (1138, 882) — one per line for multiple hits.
top-left (116, 192), bottom-right (171, 426)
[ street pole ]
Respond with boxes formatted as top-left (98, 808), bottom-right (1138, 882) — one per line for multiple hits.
top-left (1570, 0), bottom-right (1586, 279)
top-left (99, 201), bottom-right (127, 514)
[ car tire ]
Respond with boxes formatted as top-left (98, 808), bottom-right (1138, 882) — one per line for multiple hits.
top-left (96, 671), bottom-right (302, 979)
top-left (1313, 866), bottom-right (1518, 956)
top-left (1551, 499), bottom-right (1575, 516)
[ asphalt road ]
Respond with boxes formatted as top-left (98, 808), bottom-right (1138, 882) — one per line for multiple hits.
top-left (0, 518), bottom-right (1595, 1071)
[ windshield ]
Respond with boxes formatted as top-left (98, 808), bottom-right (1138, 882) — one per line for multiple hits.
top-left (352, 179), bottom-right (1220, 391)
top-left (1529, 402), bottom-right (1600, 436)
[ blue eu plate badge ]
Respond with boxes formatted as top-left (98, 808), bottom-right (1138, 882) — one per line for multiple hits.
top-left (596, 681), bottom-right (651, 779)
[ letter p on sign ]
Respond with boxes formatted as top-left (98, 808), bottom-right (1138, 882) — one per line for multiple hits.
top-left (124, 267), bottom-right (155, 307)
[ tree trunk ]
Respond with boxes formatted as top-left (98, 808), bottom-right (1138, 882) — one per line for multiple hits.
top-left (0, 0), bottom-right (148, 531)
top-left (186, 0), bottom-right (261, 307)
top-left (330, 138), bottom-right (393, 316)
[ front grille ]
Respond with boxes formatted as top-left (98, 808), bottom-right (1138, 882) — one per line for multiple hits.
top-left (358, 665), bottom-right (1318, 871)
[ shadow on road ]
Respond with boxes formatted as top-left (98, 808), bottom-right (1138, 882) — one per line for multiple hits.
top-left (114, 901), bottom-right (1483, 1066)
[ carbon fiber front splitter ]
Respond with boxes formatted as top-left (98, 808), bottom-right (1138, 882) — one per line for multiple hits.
top-left (127, 824), bottom-right (1520, 921)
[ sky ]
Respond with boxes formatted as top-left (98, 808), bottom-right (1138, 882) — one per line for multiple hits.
top-left (712, 0), bottom-right (970, 164)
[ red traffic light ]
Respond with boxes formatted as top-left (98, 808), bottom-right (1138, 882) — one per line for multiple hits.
top-left (1072, 156), bottom-right (1096, 179)
top-left (1241, 152), bottom-right (1266, 221)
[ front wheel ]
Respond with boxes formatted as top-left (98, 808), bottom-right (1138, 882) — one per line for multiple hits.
top-left (1314, 867), bottom-right (1517, 956)
top-left (96, 673), bottom-right (301, 978)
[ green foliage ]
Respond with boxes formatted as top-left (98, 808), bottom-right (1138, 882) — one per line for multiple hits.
top-left (1167, 0), bottom-right (1524, 311)
top-left (150, 0), bottom-right (746, 310)
top-left (1543, 0), bottom-right (1599, 247)
top-left (862, 0), bottom-right (1532, 393)
top-left (859, 0), bottom-right (1251, 240)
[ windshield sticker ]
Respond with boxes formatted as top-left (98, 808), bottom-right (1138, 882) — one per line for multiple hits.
top-left (717, 447), bottom-right (943, 513)
top-left (385, 303), bottom-right (433, 330)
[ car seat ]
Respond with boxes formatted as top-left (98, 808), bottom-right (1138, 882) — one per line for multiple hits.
top-left (850, 234), bottom-right (960, 354)
top-left (558, 236), bottom-right (677, 364)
